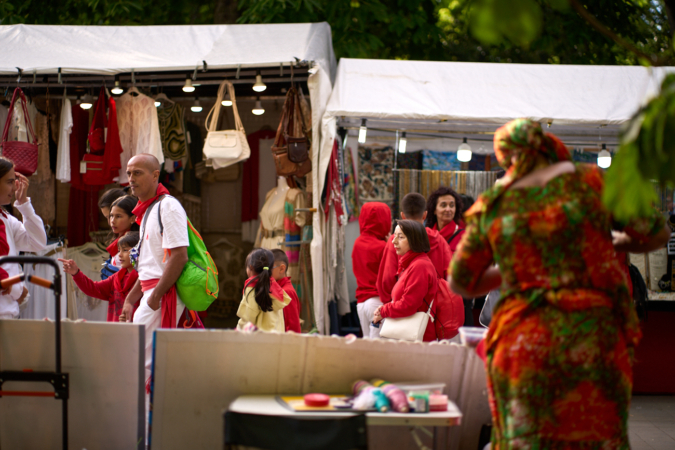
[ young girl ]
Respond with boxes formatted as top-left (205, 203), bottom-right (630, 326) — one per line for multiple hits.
top-left (0, 156), bottom-right (47, 319)
top-left (59, 232), bottom-right (140, 322)
top-left (237, 248), bottom-right (291, 332)
top-left (101, 195), bottom-right (139, 280)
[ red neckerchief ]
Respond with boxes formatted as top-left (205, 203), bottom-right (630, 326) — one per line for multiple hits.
top-left (244, 276), bottom-right (286, 302)
top-left (132, 183), bottom-right (170, 225)
top-left (0, 209), bottom-right (9, 280)
top-left (433, 221), bottom-right (458, 243)
top-left (106, 237), bottom-right (120, 257)
top-left (113, 267), bottom-right (138, 296)
top-left (397, 251), bottom-right (424, 276)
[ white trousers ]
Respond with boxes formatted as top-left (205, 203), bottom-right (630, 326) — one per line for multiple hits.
top-left (133, 287), bottom-right (185, 444)
top-left (356, 297), bottom-right (383, 339)
top-left (0, 313), bottom-right (15, 320)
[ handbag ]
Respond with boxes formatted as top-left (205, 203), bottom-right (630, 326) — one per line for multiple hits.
top-left (203, 80), bottom-right (250, 169)
top-left (271, 87), bottom-right (311, 177)
top-left (380, 300), bottom-right (434, 342)
top-left (0, 87), bottom-right (39, 176)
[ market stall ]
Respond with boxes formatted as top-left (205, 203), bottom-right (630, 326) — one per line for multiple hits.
top-left (0, 23), bottom-right (336, 326)
top-left (318, 58), bottom-right (675, 391)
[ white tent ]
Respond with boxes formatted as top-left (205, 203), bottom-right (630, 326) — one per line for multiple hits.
top-left (315, 58), bottom-right (674, 331)
top-left (0, 23), bottom-right (336, 328)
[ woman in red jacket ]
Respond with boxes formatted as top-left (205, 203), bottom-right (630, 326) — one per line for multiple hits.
top-left (373, 220), bottom-right (437, 342)
top-left (426, 186), bottom-right (465, 252)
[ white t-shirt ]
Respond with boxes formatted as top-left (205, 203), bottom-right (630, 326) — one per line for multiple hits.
top-left (136, 196), bottom-right (188, 281)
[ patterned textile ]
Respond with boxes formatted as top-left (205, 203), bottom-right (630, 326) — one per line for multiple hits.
top-left (397, 151), bottom-right (422, 170)
top-left (208, 239), bottom-right (247, 320)
top-left (357, 145), bottom-right (394, 207)
top-left (572, 149), bottom-right (598, 164)
top-left (157, 102), bottom-right (188, 160)
top-left (451, 164), bottom-right (665, 449)
top-left (469, 154), bottom-right (501, 171)
top-left (397, 170), bottom-right (502, 204)
top-left (343, 146), bottom-right (359, 222)
top-left (284, 189), bottom-right (306, 284)
top-left (422, 150), bottom-right (462, 170)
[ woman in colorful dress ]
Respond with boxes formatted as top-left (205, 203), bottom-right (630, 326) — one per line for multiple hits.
top-left (450, 119), bottom-right (670, 449)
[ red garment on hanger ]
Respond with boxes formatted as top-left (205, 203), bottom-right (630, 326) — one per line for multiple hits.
top-left (86, 87), bottom-right (123, 185)
top-left (68, 102), bottom-right (100, 246)
top-left (242, 129), bottom-right (276, 222)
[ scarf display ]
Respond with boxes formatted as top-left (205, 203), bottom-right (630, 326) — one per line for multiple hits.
top-left (132, 183), bottom-right (170, 225)
top-left (466, 119), bottom-right (571, 219)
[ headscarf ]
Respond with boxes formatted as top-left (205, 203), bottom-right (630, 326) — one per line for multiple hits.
top-left (466, 119), bottom-right (571, 218)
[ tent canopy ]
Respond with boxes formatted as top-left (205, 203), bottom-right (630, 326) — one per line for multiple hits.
top-left (325, 58), bottom-right (672, 126)
top-left (0, 23), bottom-right (336, 79)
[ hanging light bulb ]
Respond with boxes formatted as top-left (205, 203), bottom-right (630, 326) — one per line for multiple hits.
top-left (80, 93), bottom-right (93, 110)
top-left (182, 78), bottom-right (195, 93)
top-left (191, 98), bottom-right (203, 113)
top-left (358, 119), bottom-right (367, 144)
top-left (252, 98), bottom-right (265, 115)
top-left (457, 137), bottom-right (472, 162)
top-left (154, 100), bottom-right (161, 108)
top-left (252, 71), bottom-right (266, 92)
top-left (398, 132), bottom-right (407, 153)
top-left (221, 90), bottom-right (233, 107)
top-left (597, 144), bottom-right (611, 168)
top-left (75, 95), bottom-right (81, 105)
top-left (111, 79), bottom-right (123, 95)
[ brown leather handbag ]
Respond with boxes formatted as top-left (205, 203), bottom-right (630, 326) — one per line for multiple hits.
top-left (0, 88), bottom-right (39, 176)
top-left (271, 87), bottom-right (311, 177)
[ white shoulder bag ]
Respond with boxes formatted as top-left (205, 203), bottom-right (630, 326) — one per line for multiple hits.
top-left (380, 300), bottom-right (434, 342)
top-left (203, 80), bottom-right (251, 169)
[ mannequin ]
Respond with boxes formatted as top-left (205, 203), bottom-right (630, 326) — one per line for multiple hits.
top-left (258, 177), bottom-right (292, 251)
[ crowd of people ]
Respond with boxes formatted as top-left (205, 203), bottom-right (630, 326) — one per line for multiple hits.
top-left (0, 117), bottom-right (669, 449)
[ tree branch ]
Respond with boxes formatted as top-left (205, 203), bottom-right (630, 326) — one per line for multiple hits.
top-left (568, 0), bottom-right (669, 66)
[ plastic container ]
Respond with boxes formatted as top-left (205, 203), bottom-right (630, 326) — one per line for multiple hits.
top-left (429, 394), bottom-right (448, 412)
top-left (394, 382), bottom-right (446, 395)
top-left (459, 326), bottom-right (487, 348)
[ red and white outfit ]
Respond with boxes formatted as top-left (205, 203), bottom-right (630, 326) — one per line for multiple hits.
top-left (0, 200), bottom-right (47, 319)
top-left (380, 251), bottom-right (438, 342)
top-left (352, 202), bottom-right (391, 338)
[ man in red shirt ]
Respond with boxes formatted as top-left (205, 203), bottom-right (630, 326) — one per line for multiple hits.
top-left (271, 249), bottom-right (302, 333)
top-left (377, 193), bottom-right (451, 304)
top-left (352, 202), bottom-right (391, 338)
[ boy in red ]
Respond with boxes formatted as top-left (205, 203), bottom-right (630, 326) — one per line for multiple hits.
top-left (271, 249), bottom-right (302, 333)
top-left (377, 193), bottom-right (451, 304)
top-left (352, 202), bottom-right (391, 338)
top-left (59, 232), bottom-right (140, 322)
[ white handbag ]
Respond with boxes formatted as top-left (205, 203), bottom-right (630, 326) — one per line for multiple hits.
top-left (380, 300), bottom-right (434, 342)
top-left (203, 80), bottom-right (251, 169)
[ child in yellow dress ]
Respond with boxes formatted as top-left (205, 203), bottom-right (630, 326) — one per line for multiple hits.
top-left (237, 248), bottom-right (291, 332)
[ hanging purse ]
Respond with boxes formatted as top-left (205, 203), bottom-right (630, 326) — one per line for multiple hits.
top-left (271, 86), bottom-right (311, 177)
top-left (203, 80), bottom-right (250, 169)
top-left (0, 87), bottom-right (39, 176)
top-left (82, 87), bottom-right (113, 186)
top-left (380, 300), bottom-right (434, 342)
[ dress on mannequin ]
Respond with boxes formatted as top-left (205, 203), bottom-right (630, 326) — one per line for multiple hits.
top-left (258, 177), bottom-right (291, 251)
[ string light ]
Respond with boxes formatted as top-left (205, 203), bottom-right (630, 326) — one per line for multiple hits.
top-left (398, 132), bottom-right (407, 153)
top-left (457, 137), bottom-right (472, 162)
top-left (252, 98), bottom-right (265, 115)
top-left (182, 78), bottom-right (195, 93)
top-left (358, 119), bottom-right (367, 144)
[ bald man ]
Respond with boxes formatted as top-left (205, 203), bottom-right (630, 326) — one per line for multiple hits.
top-left (119, 154), bottom-right (190, 437)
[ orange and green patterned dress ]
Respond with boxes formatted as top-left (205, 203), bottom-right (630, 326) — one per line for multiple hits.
top-left (451, 163), bottom-right (664, 449)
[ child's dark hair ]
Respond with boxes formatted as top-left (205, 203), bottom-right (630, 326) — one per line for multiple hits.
top-left (271, 249), bottom-right (289, 270)
top-left (110, 195), bottom-right (140, 232)
top-left (118, 231), bottom-right (140, 249)
top-left (98, 188), bottom-right (127, 210)
top-left (244, 248), bottom-right (275, 312)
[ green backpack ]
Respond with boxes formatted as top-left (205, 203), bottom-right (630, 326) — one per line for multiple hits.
top-left (140, 195), bottom-right (219, 311)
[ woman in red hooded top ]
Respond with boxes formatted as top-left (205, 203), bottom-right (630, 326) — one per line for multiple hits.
top-left (426, 186), bottom-right (465, 252)
top-left (352, 202), bottom-right (391, 339)
top-left (373, 220), bottom-right (438, 342)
